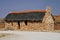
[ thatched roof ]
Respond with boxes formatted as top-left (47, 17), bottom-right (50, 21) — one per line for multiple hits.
top-left (5, 12), bottom-right (45, 21)
top-left (5, 11), bottom-right (46, 22)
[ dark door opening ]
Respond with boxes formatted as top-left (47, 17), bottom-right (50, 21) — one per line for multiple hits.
top-left (25, 20), bottom-right (27, 25)
top-left (17, 21), bottom-right (20, 29)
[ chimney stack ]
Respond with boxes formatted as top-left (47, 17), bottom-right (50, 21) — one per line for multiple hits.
top-left (46, 6), bottom-right (51, 14)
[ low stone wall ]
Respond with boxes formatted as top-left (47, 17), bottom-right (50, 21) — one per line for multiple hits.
top-left (5, 21), bottom-right (54, 32)
top-left (5, 21), bottom-right (43, 31)
top-left (5, 22), bottom-right (19, 30)
top-left (20, 21), bottom-right (43, 31)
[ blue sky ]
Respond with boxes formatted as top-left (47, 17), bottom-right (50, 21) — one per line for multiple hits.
top-left (0, 0), bottom-right (60, 18)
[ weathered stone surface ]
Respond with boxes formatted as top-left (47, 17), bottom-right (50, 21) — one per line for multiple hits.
top-left (5, 22), bottom-right (19, 30)
top-left (5, 22), bottom-right (12, 30)
top-left (20, 21), bottom-right (43, 31)
top-left (12, 22), bottom-right (19, 30)
top-left (42, 13), bottom-right (54, 32)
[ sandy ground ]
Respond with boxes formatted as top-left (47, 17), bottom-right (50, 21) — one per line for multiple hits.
top-left (0, 31), bottom-right (60, 40)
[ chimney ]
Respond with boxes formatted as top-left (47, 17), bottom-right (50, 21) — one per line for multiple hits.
top-left (46, 6), bottom-right (51, 14)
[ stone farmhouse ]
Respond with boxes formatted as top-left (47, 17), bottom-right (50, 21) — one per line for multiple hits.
top-left (4, 7), bottom-right (54, 32)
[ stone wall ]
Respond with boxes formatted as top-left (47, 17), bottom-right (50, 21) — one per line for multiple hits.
top-left (5, 21), bottom-right (43, 31)
top-left (42, 13), bottom-right (54, 32)
top-left (12, 22), bottom-right (19, 30)
top-left (5, 22), bottom-right (19, 30)
top-left (5, 22), bottom-right (12, 30)
top-left (20, 21), bottom-right (42, 31)
top-left (41, 7), bottom-right (54, 32)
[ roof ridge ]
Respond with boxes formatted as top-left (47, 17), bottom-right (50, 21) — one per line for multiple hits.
top-left (9, 10), bottom-right (46, 14)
